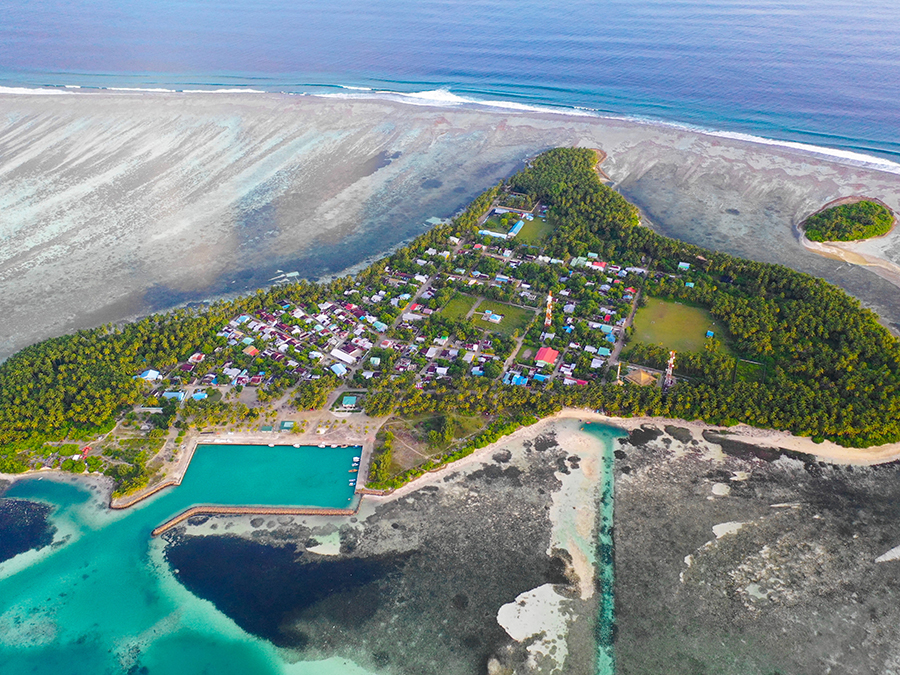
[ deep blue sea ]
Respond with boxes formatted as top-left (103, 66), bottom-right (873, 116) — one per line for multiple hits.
top-left (2, 0), bottom-right (900, 162)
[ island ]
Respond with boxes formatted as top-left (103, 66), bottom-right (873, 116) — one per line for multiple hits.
top-left (802, 198), bottom-right (895, 242)
top-left (3, 148), bottom-right (900, 508)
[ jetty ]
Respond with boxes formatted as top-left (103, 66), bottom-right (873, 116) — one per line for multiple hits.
top-left (151, 504), bottom-right (358, 536)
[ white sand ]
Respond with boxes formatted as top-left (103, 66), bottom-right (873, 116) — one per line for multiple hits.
top-left (305, 529), bottom-right (342, 556)
top-left (711, 483), bottom-right (732, 497)
top-left (496, 583), bottom-right (569, 670)
top-left (546, 420), bottom-right (608, 599)
top-left (875, 544), bottom-right (900, 563)
top-left (553, 410), bottom-right (900, 466)
top-left (713, 522), bottom-right (746, 538)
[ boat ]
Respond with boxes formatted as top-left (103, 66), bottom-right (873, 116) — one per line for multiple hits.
top-left (349, 469), bottom-right (358, 473)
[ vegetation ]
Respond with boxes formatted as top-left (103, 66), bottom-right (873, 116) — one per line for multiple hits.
top-left (803, 200), bottom-right (893, 242)
top-left (515, 216), bottom-right (555, 244)
top-left (440, 294), bottom-right (479, 321)
top-left (294, 377), bottom-right (338, 411)
top-left (507, 148), bottom-right (900, 446)
top-left (476, 300), bottom-right (536, 338)
top-left (366, 412), bottom-right (538, 490)
top-left (631, 298), bottom-right (727, 354)
top-left (368, 431), bottom-right (394, 484)
top-left (3, 147), bottom-right (900, 499)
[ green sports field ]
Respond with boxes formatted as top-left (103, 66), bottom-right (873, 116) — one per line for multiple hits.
top-left (632, 298), bottom-right (728, 353)
top-left (441, 294), bottom-right (479, 320)
top-left (515, 217), bottom-right (554, 244)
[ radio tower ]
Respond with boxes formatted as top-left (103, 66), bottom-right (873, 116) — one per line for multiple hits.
top-left (663, 350), bottom-right (677, 391)
top-left (544, 292), bottom-right (553, 327)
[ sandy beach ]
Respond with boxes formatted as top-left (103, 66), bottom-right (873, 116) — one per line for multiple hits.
top-left (3, 91), bottom-right (900, 361)
top-left (6, 399), bottom-right (900, 519)
top-left (557, 410), bottom-right (900, 466)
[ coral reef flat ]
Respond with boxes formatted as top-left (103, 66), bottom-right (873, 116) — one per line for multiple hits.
top-left (0, 493), bottom-right (56, 564)
top-left (3, 92), bottom-right (900, 360)
top-left (614, 424), bottom-right (900, 675)
top-left (162, 419), bottom-right (608, 675)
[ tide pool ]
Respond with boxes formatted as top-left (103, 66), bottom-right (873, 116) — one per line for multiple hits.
top-left (0, 445), bottom-right (366, 675)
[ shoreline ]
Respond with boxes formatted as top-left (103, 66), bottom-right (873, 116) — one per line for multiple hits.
top-left (361, 408), bottom-right (900, 509)
top-left (799, 234), bottom-right (900, 291)
top-left (3, 85), bottom-right (899, 176)
top-left (5, 406), bottom-right (900, 514)
top-left (4, 90), bottom-right (900, 358)
top-left (564, 410), bottom-right (900, 466)
top-left (797, 196), bottom-right (900, 292)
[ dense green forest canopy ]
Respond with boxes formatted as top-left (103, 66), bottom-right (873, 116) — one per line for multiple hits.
top-left (508, 149), bottom-right (900, 447)
top-left (2, 147), bottom-right (900, 487)
top-left (803, 200), bottom-right (894, 242)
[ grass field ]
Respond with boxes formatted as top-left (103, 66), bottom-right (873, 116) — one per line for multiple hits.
top-left (735, 359), bottom-right (766, 383)
top-left (632, 298), bottom-right (729, 353)
top-left (514, 217), bottom-right (554, 245)
top-left (441, 294), bottom-right (479, 320)
top-left (476, 300), bottom-right (536, 337)
top-left (481, 215), bottom-right (553, 244)
top-left (482, 215), bottom-right (519, 235)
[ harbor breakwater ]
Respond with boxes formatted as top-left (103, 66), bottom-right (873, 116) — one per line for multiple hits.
top-left (152, 504), bottom-right (358, 536)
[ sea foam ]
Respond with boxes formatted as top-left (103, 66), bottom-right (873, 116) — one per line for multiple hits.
top-left (3, 81), bottom-right (899, 176)
top-left (315, 86), bottom-right (900, 174)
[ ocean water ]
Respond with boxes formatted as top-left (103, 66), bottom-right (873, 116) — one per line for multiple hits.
top-left (2, 0), bottom-right (900, 162)
top-left (0, 445), bottom-right (363, 675)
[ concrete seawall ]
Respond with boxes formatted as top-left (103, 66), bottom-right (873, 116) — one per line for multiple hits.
top-left (110, 440), bottom-right (198, 509)
top-left (151, 504), bottom-right (358, 536)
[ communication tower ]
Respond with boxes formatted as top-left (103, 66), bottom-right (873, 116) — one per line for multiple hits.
top-left (663, 350), bottom-right (677, 391)
top-left (544, 292), bottom-right (553, 327)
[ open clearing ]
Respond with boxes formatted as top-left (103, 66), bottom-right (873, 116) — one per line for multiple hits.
top-left (735, 359), bottom-right (766, 383)
top-left (632, 298), bottom-right (729, 353)
top-left (381, 414), bottom-right (488, 473)
top-left (441, 294), bottom-right (479, 321)
top-left (515, 217), bottom-right (554, 244)
top-left (475, 300), bottom-right (536, 337)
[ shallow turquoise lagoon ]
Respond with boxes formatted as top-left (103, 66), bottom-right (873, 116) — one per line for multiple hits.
top-left (580, 422), bottom-right (625, 675)
top-left (0, 428), bottom-right (622, 675)
top-left (0, 444), bottom-right (363, 675)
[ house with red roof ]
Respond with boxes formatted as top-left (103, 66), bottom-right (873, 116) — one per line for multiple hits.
top-left (535, 346), bottom-right (560, 368)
